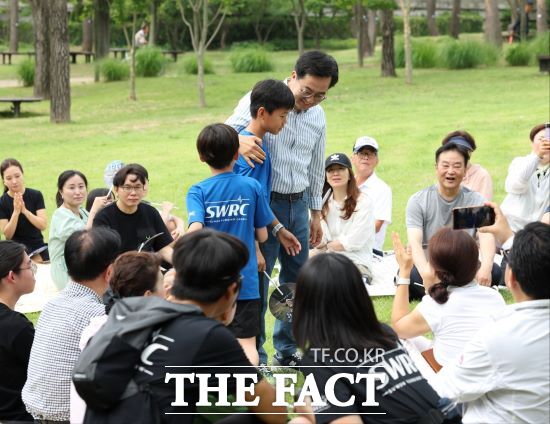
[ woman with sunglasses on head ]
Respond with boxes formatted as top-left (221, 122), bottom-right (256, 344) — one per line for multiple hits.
top-left (0, 241), bottom-right (36, 422)
top-left (293, 253), bottom-right (461, 424)
top-left (92, 164), bottom-right (174, 264)
top-left (0, 158), bottom-right (48, 262)
top-left (312, 153), bottom-right (375, 280)
top-left (49, 170), bottom-right (111, 290)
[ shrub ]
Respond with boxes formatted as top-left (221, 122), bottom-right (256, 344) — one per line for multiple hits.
top-left (136, 47), bottom-right (165, 77)
top-left (480, 43), bottom-right (501, 66)
top-left (230, 49), bottom-right (274, 73)
top-left (181, 55), bottom-right (214, 75)
top-left (97, 58), bottom-right (130, 82)
top-left (529, 32), bottom-right (550, 58)
top-left (505, 43), bottom-right (532, 66)
top-left (439, 39), bottom-right (486, 69)
top-left (394, 38), bottom-right (437, 68)
top-left (17, 60), bottom-right (35, 87)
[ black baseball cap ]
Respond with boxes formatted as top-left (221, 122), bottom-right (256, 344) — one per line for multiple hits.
top-left (325, 153), bottom-right (352, 170)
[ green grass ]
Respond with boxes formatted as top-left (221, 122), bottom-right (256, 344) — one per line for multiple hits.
top-left (1, 46), bottom-right (545, 358)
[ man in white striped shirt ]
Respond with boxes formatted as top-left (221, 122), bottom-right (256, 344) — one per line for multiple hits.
top-left (226, 51), bottom-right (339, 367)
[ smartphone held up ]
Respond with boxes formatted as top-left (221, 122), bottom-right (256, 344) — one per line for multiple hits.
top-left (452, 206), bottom-right (496, 230)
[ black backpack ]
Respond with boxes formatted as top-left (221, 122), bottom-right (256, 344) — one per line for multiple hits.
top-left (72, 296), bottom-right (206, 413)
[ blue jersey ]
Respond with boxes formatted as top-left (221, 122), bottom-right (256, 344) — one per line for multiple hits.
top-left (186, 172), bottom-right (274, 300)
top-left (233, 129), bottom-right (272, 203)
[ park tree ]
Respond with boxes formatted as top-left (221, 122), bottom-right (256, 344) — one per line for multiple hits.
top-left (484, 0), bottom-right (501, 46)
top-left (291, 0), bottom-right (307, 56)
top-left (150, 0), bottom-right (161, 45)
top-left (29, 0), bottom-right (50, 98)
top-left (450, 0), bottom-right (460, 38)
top-left (49, 0), bottom-right (71, 122)
top-left (94, 0), bottom-right (110, 59)
top-left (536, 0), bottom-right (548, 33)
top-left (426, 0), bottom-right (437, 35)
top-left (398, 0), bottom-right (412, 83)
top-left (70, 0), bottom-right (94, 51)
top-left (178, 0), bottom-right (228, 107)
top-left (379, 0), bottom-right (396, 77)
top-left (9, 0), bottom-right (18, 52)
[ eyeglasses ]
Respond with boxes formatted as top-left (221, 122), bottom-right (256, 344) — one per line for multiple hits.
top-left (15, 261), bottom-right (37, 275)
top-left (120, 185), bottom-right (145, 193)
top-left (355, 151), bottom-right (377, 159)
top-left (296, 82), bottom-right (327, 103)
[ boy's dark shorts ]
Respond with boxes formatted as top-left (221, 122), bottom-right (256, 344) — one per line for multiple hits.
top-left (227, 299), bottom-right (260, 339)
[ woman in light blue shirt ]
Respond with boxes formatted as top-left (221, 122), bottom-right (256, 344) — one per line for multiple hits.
top-left (49, 171), bottom-right (109, 289)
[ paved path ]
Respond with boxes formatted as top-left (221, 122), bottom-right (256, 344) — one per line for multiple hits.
top-left (0, 76), bottom-right (94, 88)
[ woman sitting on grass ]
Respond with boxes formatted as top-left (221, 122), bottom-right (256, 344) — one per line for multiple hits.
top-left (391, 228), bottom-right (505, 370)
top-left (292, 253), bottom-right (461, 424)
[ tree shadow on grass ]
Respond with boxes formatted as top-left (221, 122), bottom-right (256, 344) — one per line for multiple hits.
top-left (0, 110), bottom-right (46, 119)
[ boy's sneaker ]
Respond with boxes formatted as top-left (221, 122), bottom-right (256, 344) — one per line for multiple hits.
top-left (272, 352), bottom-right (302, 369)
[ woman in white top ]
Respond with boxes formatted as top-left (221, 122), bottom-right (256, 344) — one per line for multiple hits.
top-left (391, 227), bottom-right (505, 369)
top-left (312, 152), bottom-right (375, 279)
top-left (49, 170), bottom-right (110, 290)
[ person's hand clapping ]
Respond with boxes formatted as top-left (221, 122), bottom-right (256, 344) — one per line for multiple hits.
top-left (392, 232), bottom-right (413, 278)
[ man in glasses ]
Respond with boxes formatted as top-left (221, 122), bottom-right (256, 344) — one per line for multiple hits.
top-left (226, 51), bottom-right (339, 369)
top-left (351, 136), bottom-right (392, 253)
top-left (93, 164), bottom-right (174, 264)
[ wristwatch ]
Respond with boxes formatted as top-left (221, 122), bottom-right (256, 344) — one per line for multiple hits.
top-left (272, 223), bottom-right (284, 237)
top-left (394, 277), bottom-right (410, 287)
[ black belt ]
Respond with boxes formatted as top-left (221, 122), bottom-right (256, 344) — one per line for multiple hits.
top-left (271, 191), bottom-right (304, 201)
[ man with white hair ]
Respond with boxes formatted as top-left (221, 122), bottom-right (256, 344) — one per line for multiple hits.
top-left (351, 136), bottom-right (392, 251)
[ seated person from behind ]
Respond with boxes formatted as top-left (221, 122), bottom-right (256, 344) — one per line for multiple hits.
top-left (391, 229), bottom-right (505, 370)
top-left (441, 130), bottom-right (493, 200)
top-left (93, 164), bottom-right (174, 264)
top-left (433, 222), bottom-right (550, 423)
top-left (312, 153), bottom-right (375, 279)
top-left (0, 158), bottom-right (48, 261)
top-left (501, 122), bottom-right (550, 232)
top-left (406, 142), bottom-right (499, 300)
top-left (351, 136), bottom-right (392, 252)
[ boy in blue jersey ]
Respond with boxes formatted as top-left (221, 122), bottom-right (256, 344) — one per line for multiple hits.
top-left (186, 123), bottom-right (274, 366)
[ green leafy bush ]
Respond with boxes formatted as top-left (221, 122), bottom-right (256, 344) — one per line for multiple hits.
top-left (505, 43), bottom-right (532, 66)
top-left (394, 38), bottom-right (438, 68)
top-left (181, 55), bottom-right (214, 75)
top-left (529, 32), bottom-right (550, 58)
top-left (439, 39), bottom-right (487, 69)
top-left (96, 58), bottom-right (130, 82)
top-left (136, 47), bottom-right (165, 77)
top-left (230, 49), bottom-right (274, 73)
top-left (17, 60), bottom-right (35, 87)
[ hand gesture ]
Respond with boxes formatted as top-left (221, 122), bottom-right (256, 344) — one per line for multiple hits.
top-left (477, 201), bottom-right (513, 245)
top-left (278, 228), bottom-right (302, 256)
top-left (13, 192), bottom-right (23, 214)
top-left (171, 224), bottom-right (184, 241)
top-left (90, 195), bottom-right (111, 216)
top-left (392, 232), bottom-right (413, 277)
top-left (238, 134), bottom-right (265, 168)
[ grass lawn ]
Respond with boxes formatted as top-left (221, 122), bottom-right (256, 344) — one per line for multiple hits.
top-left (1, 47), bottom-right (545, 358)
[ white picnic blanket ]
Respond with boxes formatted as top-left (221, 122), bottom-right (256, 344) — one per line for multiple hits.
top-left (15, 263), bottom-right (59, 313)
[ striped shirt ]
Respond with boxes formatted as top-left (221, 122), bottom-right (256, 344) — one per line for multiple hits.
top-left (226, 87), bottom-right (327, 210)
top-left (22, 282), bottom-right (105, 421)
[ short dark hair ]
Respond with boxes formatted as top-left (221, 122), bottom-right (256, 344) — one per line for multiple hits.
top-left (249, 79), bottom-right (295, 118)
top-left (295, 51), bottom-right (339, 88)
top-left (435, 143), bottom-right (469, 166)
top-left (112, 164), bottom-right (148, 187)
top-left (427, 228), bottom-right (479, 304)
top-left (65, 227), bottom-right (121, 282)
top-left (109, 251), bottom-right (161, 297)
top-left (508, 222), bottom-right (550, 299)
top-left (86, 188), bottom-right (113, 212)
top-left (196, 123), bottom-right (239, 169)
top-left (441, 130), bottom-right (477, 151)
top-left (171, 228), bottom-right (248, 303)
top-left (529, 123), bottom-right (547, 142)
top-left (0, 240), bottom-right (25, 280)
top-left (1, 158), bottom-right (23, 193)
top-left (293, 253), bottom-right (395, 352)
top-left (56, 170), bottom-right (88, 207)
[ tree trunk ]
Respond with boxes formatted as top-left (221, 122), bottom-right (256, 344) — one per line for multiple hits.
top-left (197, 49), bottom-right (206, 108)
top-left (315, 9), bottom-right (323, 49)
top-left (519, 0), bottom-right (528, 41)
top-left (381, 9), bottom-right (396, 77)
top-left (220, 21), bottom-right (228, 49)
top-left (49, 0), bottom-right (71, 123)
top-left (427, 0), bottom-right (438, 35)
top-left (29, 0), bottom-right (50, 98)
top-left (130, 13), bottom-right (137, 101)
top-left (82, 17), bottom-right (93, 51)
top-left (366, 9), bottom-right (377, 56)
top-left (450, 0), bottom-right (461, 38)
top-left (293, 0), bottom-right (306, 56)
top-left (537, 0), bottom-right (548, 33)
top-left (94, 0), bottom-right (110, 59)
top-left (150, 0), bottom-right (158, 46)
top-left (484, 0), bottom-right (502, 46)
top-left (399, 0), bottom-right (413, 83)
top-left (355, 1), bottom-right (365, 67)
top-left (9, 0), bottom-right (18, 52)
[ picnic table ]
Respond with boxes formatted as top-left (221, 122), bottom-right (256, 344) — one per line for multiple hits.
top-left (162, 50), bottom-right (184, 62)
top-left (69, 51), bottom-right (94, 64)
top-left (538, 55), bottom-right (550, 73)
top-left (0, 51), bottom-right (36, 65)
top-left (110, 47), bottom-right (129, 59)
top-left (0, 97), bottom-right (42, 117)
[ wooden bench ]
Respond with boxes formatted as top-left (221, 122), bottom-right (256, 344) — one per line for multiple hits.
top-left (69, 51), bottom-right (94, 64)
top-left (162, 50), bottom-right (184, 62)
top-left (110, 47), bottom-right (129, 59)
top-left (0, 97), bottom-right (42, 117)
top-left (1, 51), bottom-right (36, 65)
top-left (538, 55), bottom-right (550, 73)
